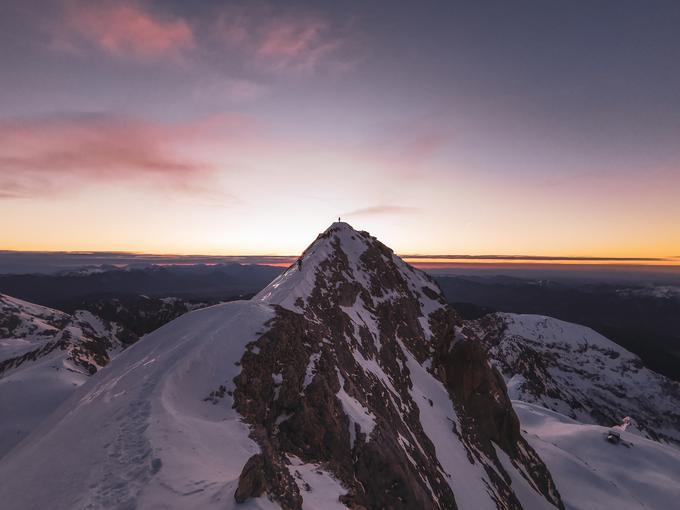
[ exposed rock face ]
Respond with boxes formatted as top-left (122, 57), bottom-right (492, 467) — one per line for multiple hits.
top-left (470, 313), bottom-right (680, 448)
top-left (439, 339), bottom-right (519, 452)
top-left (232, 223), bottom-right (563, 509)
top-left (437, 339), bottom-right (562, 509)
top-left (234, 454), bottom-right (266, 503)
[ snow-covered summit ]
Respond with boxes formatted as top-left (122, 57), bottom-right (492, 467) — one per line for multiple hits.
top-left (256, 221), bottom-right (440, 315)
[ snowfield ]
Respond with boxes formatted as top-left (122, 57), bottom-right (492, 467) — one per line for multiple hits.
top-left (515, 401), bottom-right (680, 510)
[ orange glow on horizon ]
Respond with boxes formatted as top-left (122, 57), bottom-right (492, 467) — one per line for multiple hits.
top-left (402, 257), bottom-right (680, 268)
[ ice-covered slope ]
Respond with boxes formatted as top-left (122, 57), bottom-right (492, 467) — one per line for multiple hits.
top-left (514, 401), bottom-right (680, 510)
top-left (468, 313), bottom-right (680, 447)
top-left (0, 294), bottom-right (124, 457)
top-left (0, 223), bottom-right (563, 510)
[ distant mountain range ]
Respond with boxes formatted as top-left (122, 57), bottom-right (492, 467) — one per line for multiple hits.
top-left (1, 259), bottom-right (678, 382)
top-left (437, 275), bottom-right (680, 381)
top-left (0, 263), bottom-right (282, 307)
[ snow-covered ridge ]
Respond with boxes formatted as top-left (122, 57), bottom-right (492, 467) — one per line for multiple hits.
top-left (472, 312), bottom-right (680, 447)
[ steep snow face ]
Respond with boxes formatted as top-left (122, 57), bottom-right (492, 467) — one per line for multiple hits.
top-left (0, 301), bottom-right (278, 510)
top-left (0, 294), bottom-right (124, 457)
top-left (514, 401), bottom-right (680, 510)
top-left (470, 313), bottom-right (680, 447)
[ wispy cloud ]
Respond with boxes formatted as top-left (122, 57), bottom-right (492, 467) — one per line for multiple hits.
top-left (343, 205), bottom-right (420, 217)
top-left (0, 112), bottom-right (251, 200)
top-left (213, 5), bottom-right (349, 74)
top-left (46, 1), bottom-right (353, 76)
top-left (51, 0), bottom-right (194, 61)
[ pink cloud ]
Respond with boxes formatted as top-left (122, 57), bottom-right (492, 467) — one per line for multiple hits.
top-left (52, 1), bottom-right (194, 60)
top-left (0, 113), bottom-right (252, 199)
top-left (255, 17), bottom-right (339, 70)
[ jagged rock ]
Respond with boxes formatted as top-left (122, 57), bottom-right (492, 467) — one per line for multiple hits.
top-left (235, 454), bottom-right (265, 503)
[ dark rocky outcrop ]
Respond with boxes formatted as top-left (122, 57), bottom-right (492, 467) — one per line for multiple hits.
top-left (235, 454), bottom-right (266, 503)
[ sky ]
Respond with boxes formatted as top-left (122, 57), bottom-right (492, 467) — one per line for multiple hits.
top-left (1, 0), bottom-right (679, 259)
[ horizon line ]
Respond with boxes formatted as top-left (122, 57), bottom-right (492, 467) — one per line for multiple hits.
top-left (1, 250), bottom-right (680, 269)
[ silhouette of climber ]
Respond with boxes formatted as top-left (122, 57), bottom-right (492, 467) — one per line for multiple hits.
top-left (297, 259), bottom-right (302, 270)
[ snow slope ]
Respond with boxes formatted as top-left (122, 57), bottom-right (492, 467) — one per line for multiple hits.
top-left (0, 300), bottom-right (279, 510)
top-left (515, 401), bottom-right (680, 510)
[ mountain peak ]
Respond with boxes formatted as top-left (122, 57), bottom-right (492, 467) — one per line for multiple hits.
top-left (325, 220), bottom-right (355, 232)
top-left (255, 222), bottom-right (443, 325)
top-left (315, 220), bottom-right (371, 252)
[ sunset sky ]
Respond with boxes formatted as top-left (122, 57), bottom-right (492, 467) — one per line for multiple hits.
top-left (1, 0), bottom-right (679, 258)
